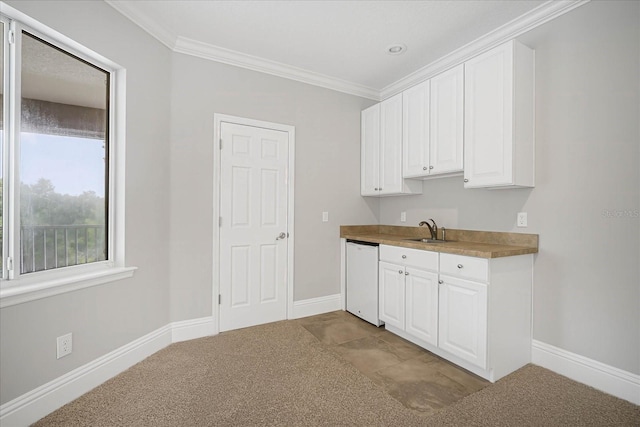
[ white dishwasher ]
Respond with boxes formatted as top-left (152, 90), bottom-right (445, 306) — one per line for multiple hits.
top-left (346, 240), bottom-right (383, 326)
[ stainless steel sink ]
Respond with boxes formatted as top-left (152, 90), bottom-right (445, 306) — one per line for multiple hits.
top-left (404, 238), bottom-right (454, 244)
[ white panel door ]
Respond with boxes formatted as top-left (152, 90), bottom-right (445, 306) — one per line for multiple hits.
top-left (430, 64), bottom-right (464, 175)
top-left (402, 80), bottom-right (430, 178)
top-left (464, 41), bottom-right (514, 187)
top-left (379, 93), bottom-right (403, 195)
top-left (378, 261), bottom-right (405, 330)
top-left (438, 276), bottom-right (487, 368)
top-left (361, 104), bottom-right (380, 196)
top-left (220, 122), bottom-right (289, 332)
top-left (405, 267), bottom-right (439, 347)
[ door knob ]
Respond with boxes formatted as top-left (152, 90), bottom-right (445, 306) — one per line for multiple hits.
top-left (276, 232), bottom-right (287, 240)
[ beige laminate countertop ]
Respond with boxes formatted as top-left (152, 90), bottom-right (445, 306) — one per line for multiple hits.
top-left (340, 225), bottom-right (538, 259)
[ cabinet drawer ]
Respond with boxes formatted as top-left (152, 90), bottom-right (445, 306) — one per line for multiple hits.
top-left (440, 253), bottom-right (488, 283)
top-left (380, 245), bottom-right (438, 270)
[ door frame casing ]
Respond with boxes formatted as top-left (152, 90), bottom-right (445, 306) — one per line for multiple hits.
top-left (212, 114), bottom-right (295, 334)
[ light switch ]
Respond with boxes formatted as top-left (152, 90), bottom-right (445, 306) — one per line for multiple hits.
top-left (400, 212), bottom-right (406, 222)
top-left (322, 212), bottom-right (329, 222)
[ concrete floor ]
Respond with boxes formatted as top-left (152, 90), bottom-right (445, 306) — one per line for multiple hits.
top-left (297, 310), bottom-right (489, 415)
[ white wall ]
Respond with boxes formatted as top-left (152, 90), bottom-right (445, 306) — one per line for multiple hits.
top-left (379, 0), bottom-right (640, 374)
top-left (0, 0), bottom-right (172, 404)
top-left (168, 53), bottom-right (378, 321)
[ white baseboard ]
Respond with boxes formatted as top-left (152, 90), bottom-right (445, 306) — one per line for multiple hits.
top-left (532, 339), bottom-right (640, 405)
top-left (0, 317), bottom-right (216, 426)
top-left (171, 316), bottom-right (215, 343)
top-left (292, 294), bottom-right (341, 319)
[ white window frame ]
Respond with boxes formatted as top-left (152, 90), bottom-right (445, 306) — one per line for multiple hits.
top-left (0, 3), bottom-right (135, 308)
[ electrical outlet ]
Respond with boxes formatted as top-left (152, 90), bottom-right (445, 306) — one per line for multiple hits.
top-left (322, 211), bottom-right (329, 222)
top-left (57, 333), bottom-right (72, 359)
top-left (517, 212), bottom-right (528, 227)
top-left (400, 212), bottom-right (406, 222)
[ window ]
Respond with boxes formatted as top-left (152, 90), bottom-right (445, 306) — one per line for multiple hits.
top-left (20, 32), bottom-right (109, 274)
top-left (0, 6), bottom-right (133, 306)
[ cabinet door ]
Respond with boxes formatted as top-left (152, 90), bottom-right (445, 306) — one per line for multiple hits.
top-left (405, 267), bottom-right (439, 346)
top-left (438, 276), bottom-right (487, 368)
top-left (464, 41), bottom-right (514, 188)
top-left (402, 80), bottom-right (430, 178)
top-left (378, 261), bottom-right (405, 330)
top-left (430, 64), bottom-right (463, 175)
top-left (361, 103), bottom-right (380, 196)
top-left (379, 93), bottom-right (403, 194)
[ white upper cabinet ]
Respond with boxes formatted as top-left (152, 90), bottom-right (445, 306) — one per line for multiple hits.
top-left (402, 80), bottom-right (430, 177)
top-left (361, 103), bottom-right (380, 196)
top-left (430, 64), bottom-right (464, 176)
top-left (402, 64), bottom-right (464, 179)
top-left (379, 94), bottom-right (404, 194)
top-left (361, 93), bottom-right (422, 196)
top-left (464, 40), bottom-right (534, 188)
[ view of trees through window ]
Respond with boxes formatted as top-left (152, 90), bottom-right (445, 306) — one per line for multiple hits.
top-left (19, 134), bottom-right (107, 273)
top-left (16, 32), bottom-right (109, 274)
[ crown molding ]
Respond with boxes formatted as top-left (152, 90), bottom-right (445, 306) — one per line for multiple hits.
top-left (174, 36), bottom-right (380, 100)
top-left (380, 0), bottom-right (590, 99)
top-left (105, 0), bottom-right (177, 50)
top-left (106, 0), bottom-right (589, 102)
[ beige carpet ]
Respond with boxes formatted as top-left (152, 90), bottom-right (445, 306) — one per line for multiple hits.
top-left (34, 320), bottom-right (639, 426)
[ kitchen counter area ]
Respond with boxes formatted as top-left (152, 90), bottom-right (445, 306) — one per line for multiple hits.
top-left (340, 225), bottom-right (538, 258)
top-left (340, 224), bottom-right (538, 382)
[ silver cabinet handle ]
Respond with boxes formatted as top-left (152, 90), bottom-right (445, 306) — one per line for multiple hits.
top-left (401, 255), bottom-right (407, 259)
top-left (457, 264), bottom-right (463, 269)
top-left (398, 270), bottom-right (403, 274)
top-left (276, 232), bottom-right (287, 240)
top-left (423, 166), bottom-right (427, 171)
top-left (405, 271), bottom-right (409, 276)
top-left (429, 166), bottom-right (434, 170)
top-left (438, 280), bottom-right (443, 284)
top-left (464, 179), bottom-right (469, 183)
top-left (374, 187), bottom-right (379, 191)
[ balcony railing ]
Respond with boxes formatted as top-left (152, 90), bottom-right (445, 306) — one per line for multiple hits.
top-left (21, 224), bottom-right (106, 274)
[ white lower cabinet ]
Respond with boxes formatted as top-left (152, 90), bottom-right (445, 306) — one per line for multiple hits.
top-left (438, 276), bottom-right (487, 369)
top-left (405, 266), bottom-right (439, 346)
top-left (378, 261), bottom-right (406, 330)
top-left (379, 246), bottom-right (439, 347)
top-left (378, 244), bottom-right (532, 382)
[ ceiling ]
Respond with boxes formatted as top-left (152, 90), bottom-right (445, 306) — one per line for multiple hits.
top-left (106, 1), bottom-right (579, 99)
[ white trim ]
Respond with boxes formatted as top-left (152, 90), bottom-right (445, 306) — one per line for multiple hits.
top-left (103, 0), bottom-right (177, 50)
top-left (0, 2), bottom-right (125, 70)
top-left (173, 36), bottom-right (379, 100)
top-left (103, 0), bottom-right (589, 101)
top-left (0, 325), bottom-right (172, 426)
top-left (0, 2), bottom-right (134, 304)
top-left (380, 0), bottom-right (590, 99)
top-left (340, 238), bottom-right (347, 310)
top-left (170, 316), bottom-right (215, 343)
top-left (0, 266), bottom-right (136, 308)
top-left (532, 339), bottom-right (640, 405)
top-left (212, 114), bottom-right (295, 333)
top-left (0, 318), bottom-right (217, 426)
top-left (292, 294), bottom-right (341, 319)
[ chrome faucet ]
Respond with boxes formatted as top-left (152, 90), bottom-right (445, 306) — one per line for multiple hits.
top-left (418, 219), bottom-right (438, 240)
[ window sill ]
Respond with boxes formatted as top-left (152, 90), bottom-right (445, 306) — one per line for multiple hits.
top-left (0, 266), bottom-right (137, 308)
